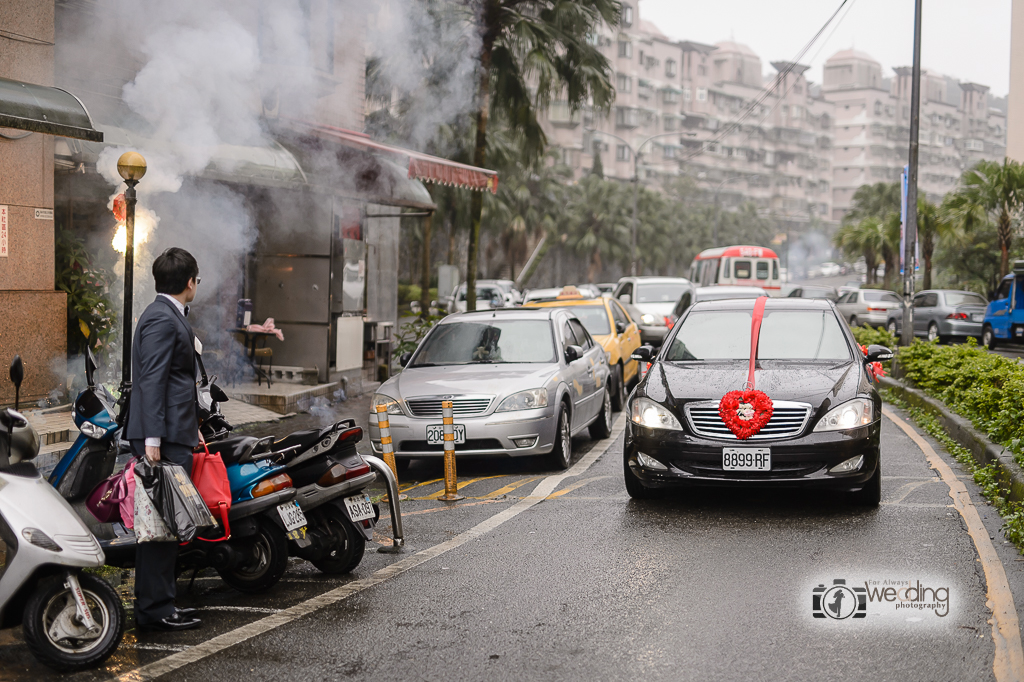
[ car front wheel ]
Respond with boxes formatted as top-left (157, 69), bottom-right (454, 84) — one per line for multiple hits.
top-left (983, 326), bottom-right (998, 350)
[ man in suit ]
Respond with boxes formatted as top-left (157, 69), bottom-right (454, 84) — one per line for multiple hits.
top-left (126, 247), bottom-right (203, 632)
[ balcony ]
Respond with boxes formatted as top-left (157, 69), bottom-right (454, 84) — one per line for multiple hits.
top-left (548, 101), bottom-right (581, 128)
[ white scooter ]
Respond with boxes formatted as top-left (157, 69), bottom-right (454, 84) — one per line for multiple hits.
top-left (0, 356), bottom-right (124, 671)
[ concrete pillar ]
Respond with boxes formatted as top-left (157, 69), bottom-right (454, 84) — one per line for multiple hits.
top-left (1009, 0), bottom-right (1024, 161)
top-left (0, 0), bottom-right (68, 404)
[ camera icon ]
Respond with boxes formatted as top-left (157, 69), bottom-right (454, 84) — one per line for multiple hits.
top-left (813, 579), bottom-right (867, 619)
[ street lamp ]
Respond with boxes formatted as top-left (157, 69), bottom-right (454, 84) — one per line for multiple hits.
top-left (115, 151), bottom-right (146, 422)
top-left (585, 128), bottom-right (696, 275)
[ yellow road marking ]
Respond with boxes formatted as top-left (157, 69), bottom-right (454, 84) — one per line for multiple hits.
top-left (477, 476), bottom-right (544, 499)
top-left (378, 499), bottom-right (501, 520)
top-left (883, 406), bottom-right (1024, 682)
top-left (398, 477), bottom-right (443, 494)
top-left (546, 475), bottom-right (611, 499)
top-left (417, 475), bottom-right (505, 500)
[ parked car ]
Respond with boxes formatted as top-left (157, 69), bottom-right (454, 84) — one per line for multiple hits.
top-left (379, 308), bottom-right (612, 469)
top-left (524, 287), bottom-right (642, 410)
top-left (819, 262), bottom-right (842, 277)
top-left (835, 289), bottom-right (903, 327)
top-left (980, 267), bottom-right (1024, 350)
top-left (625, 297), bottom-right (891, 505)
top-left (447, 281), bottom-right (513, 313)
top-left (787, 285), bottom-right (840, 302)
top-left (669, 286), bottom-right (767, 324)
top-left (612, 276), bottom-right (695, 346)
top-left (621, 300), bottom-right (667, 347)
top-left (887, 289), bottom-right (987, 343)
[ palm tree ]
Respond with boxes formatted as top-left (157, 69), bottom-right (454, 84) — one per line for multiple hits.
top-left (917, 197), bottom-right (951, 290)
top-left (464, 0), bottom-right (620, 310)
top-left (944, 159), bottom-right (1024, 278)
top-left (834, 217), bottom-right (884, 285)
top-left (563, 175), bottom-right (631, 282)
top-left (844, 182), bottom-right (900, 283)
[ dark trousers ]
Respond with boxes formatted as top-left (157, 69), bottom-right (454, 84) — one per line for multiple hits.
top-left (130, 440), bottom-right (193, 626)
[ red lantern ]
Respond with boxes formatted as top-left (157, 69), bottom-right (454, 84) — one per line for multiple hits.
top-left (112, 194), bottom-right (126, 222)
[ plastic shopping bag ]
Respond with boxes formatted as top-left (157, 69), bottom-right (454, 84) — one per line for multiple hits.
top-left (151, 462), bottom-right (217, 543)
top-left (133, 463), bottom-right (175, 542)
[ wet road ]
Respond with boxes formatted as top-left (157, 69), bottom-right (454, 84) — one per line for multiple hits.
top-left (4, 404), bottom-right (1024, 681)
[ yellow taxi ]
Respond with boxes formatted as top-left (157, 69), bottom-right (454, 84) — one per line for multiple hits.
top-left (523, 286), bottom-right (642, 410)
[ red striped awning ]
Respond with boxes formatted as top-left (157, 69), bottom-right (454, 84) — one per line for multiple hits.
top-left (286, 120), bottom-right (498, 194)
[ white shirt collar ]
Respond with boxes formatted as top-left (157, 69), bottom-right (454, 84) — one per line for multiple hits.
top-left (158, 293), bottom-right (187, 317)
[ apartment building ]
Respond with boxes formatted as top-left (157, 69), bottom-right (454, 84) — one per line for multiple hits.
top-left (824, 50), bottom-right (1007, 219)
top-left (539, 1), bottom-right (1007, 228)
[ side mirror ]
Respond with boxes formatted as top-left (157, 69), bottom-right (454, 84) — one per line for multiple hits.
top-left (9, 356), bottom-right (23, 412)
top-left (865, 345), bottom-right (894, 363)
top-left (564, 344), bottom-right (583, 363)
top-left (85, 348), bottom-right (97, 388)
top-left (400, 351), bottom-right (413, 367)
top-left (631, 345), bottom-right (655, 363)
top-left (615, 321), bottom-right (626, 334)
top-left (210, 383), bottom-right (230, 403)
top-left (618, 294), bottom-right (631, 305)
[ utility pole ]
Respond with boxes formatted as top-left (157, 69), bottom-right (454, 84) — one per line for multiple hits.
top-left (631, 151), bottom-right (640, 275)
top-left (901, 0), bottom-right (922, 347)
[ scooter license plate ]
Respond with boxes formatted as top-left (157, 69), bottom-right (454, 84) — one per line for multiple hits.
top-left (276, 501), bottom-right (307, 532)
top-left (344, 493), bottom-right (375, 522)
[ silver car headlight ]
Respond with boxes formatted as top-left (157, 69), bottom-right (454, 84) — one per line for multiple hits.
top-left (371, 393), bottom-right (405, 416)
top-left (496, 388), bottom-right (549, 412)
top-left (813, 398), bottom-right (874, 432)
top-left (630, 397), bottom-right (682, 430)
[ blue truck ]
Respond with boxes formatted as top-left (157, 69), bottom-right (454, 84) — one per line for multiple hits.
top-left (982, 261), bottom-right (1024, 350)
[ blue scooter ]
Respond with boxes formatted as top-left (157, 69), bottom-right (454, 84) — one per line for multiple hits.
top-left (49, 350), bottom-right (305, 593)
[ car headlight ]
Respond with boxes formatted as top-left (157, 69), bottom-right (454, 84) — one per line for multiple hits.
top-left (496, 388), bottom-right (549, 412)
top-left (371, 393), bottom-right (405, 416)
top-left (813, 398), bottom-right (874, 432)
top-left (630, 397), bottom-right (682, 430)
top-left (640, 313), bottom-right (656, 325)
top-left (80, 421), bottom-right (108, 439)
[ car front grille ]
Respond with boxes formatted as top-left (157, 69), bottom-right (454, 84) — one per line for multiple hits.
top-left (406, 397), bottom-right (493, 418)
top-left (678, 461), bottom-right (825, 479)
top-left (399, 439), bottom-right (504, 452)
top-left (683, 400), bottom-right (812, 441)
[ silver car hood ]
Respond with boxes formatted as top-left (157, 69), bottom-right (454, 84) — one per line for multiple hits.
top-left (384, 364), bottom-right (557, 399)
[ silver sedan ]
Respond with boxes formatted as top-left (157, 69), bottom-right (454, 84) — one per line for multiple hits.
top-left (369, 308), bottom-right (613, 470)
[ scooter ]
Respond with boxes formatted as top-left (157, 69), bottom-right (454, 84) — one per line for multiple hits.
top-left (0, 356), bottom-right (125, 671)
top-left (198, 388), bottom-right (379, 574)
top-left (50, 350), bottom-right (304, 593)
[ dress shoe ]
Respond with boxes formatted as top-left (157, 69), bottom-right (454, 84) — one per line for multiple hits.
top-left (174, 607), bottom-right (199, 618)
top-left (138, 611), bottom-right (201, 632)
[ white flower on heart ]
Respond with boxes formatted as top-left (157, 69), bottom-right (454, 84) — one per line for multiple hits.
top-left (737, 403), bottom-right (754, 421)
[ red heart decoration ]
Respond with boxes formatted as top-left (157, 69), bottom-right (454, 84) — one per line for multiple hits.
top-left (719, 390), bottom-right (774, 440)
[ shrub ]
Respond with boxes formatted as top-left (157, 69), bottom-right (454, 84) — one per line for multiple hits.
top-left (851, 325), bottom-right (898, 349)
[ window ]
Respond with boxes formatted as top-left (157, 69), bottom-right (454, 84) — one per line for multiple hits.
top-left (621, 4), bottom-right (633, 27)
top-left (683, 86), bottom-right (691, 101)
top-left (551, 306), bottom-right (610, 336)
top-left (755, 261), bottom-right (769, 280)
top-left (996, 279), bottom-right (1012, 301)
top-left (610, 300), bottom-right (629, 328)
top-left (616, 282), bottom-right (634, 303)
top-left (666, 59), bottom-right (677, 78)
top-left (944, 292), bottom-right (987, 307)
top-left (923, 293), bottom-right (939, 307)
top-left (772, 261), bottom-right (779, 280)
top-left (639, 50), bottom-right (645, 65)
top-left (616, 144), bottom-right (630, 161)
top-left (413, 321), bottom-right (556, 366)
top-left (697, 64), bottom-right (707, 76)
top-left (568, 319), bottom-right (594, 350)
top-left (697, 88), bottom-right (707, 102)
top-left (618, 41), bottom-right (632, 59)
top-left (636, 283), bottom-right (689, 303)
top-left (666, 311), bottom-right (850, 361)
top-left (733, 260), bottom-right (752, 279)
top-left (616, 73), bottom-right (632, 93)
top-left (663, 144), bottom-right (677, 158)
top-left (663, 115), bottom-right (677, 132)
top-left (561, 321), bottom-right (578, 352)
top-left (663, 90), bottom-right (679, 104)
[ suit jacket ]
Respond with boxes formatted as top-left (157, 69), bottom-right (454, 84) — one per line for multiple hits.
top-left (125, 296), bottom-right (200, 447)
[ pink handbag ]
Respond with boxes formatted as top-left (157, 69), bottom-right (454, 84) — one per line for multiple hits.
top-left (120, 460), bottom-right (137, 529)
top-left (86, 461), bottom-right (134, 524)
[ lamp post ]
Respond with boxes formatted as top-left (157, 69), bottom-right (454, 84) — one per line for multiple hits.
top-left (115, 151), bottom-right (147, 422)
top-left (585, 128), bottom-right (695, 275)
top-left (901, 0), bottom-right (923, 347)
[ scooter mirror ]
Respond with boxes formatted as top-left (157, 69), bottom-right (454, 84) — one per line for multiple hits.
top-left (210, 383), bottom-right (229, 403)
top-left (85, 348), bottom-right (97, 388)
top-left (9, 356), bottom-right (23, 389)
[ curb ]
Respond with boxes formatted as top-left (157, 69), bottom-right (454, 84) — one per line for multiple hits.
top-left (878, 375), bottom-right (1024, 503)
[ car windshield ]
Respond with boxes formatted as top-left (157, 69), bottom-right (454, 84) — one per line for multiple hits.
top-left (412, 320), bottom-right (556, 365)
top-left (546, 306), bottom-right (611, 335)
top-left (862, 291), bottom-right (902, 303)
top-left (636, 283), bottom-right (687, 303)
top-left (666, 310), bottom-right (851, 361)
top-left (945, 292), bottom-right (986, 306)
top-left (458, 287), bottom-right (501, 302)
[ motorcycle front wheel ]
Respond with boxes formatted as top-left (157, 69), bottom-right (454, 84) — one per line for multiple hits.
top-left (310, 504), bottom-right (366, 574)
top-left (216, 517), bottom-right (289, 593)
top-left (23, 572), bottom-right (125, 672)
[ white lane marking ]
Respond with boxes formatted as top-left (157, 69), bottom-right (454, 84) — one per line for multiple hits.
top-left (130, 644), bottom-right (192, 653)
top-left (197, 606), bottom-right (282, 614)
top-left (883, 406), bottom-right (1024, 682)
top-left (112, 414), bottom-right (627, 682)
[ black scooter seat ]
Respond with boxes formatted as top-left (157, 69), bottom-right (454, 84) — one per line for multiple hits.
top-left (273, 429), bottom-right (323, 454)
top-left (205, 436), bottom-right (260, 465)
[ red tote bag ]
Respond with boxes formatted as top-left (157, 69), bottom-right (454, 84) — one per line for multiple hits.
top-left (191, 443), bottom-right (232, 540)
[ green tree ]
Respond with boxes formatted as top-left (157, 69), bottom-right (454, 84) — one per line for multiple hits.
top-left (562, 175), bottom-right (631, 282)
top-left (590, 147), bottom-right (603, 178)
top-left (917, 197), bottom-right (951, 290)
top-left (464, 0), bottom-right (620, 310)
top-left (844, 182), bottom-right (901, 284)
top-left (834, 217), bottom-right (884, 285)
top-left (944, 159), bottom-right (1024, 278)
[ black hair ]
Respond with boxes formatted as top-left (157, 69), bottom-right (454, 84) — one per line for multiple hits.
top-left (152, 247), bottom-right (199, 295)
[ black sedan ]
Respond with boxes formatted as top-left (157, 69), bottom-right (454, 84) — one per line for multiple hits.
top-left (624, 297), bottom-right (892, 506)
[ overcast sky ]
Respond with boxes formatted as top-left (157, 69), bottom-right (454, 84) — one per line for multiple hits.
top-left (640, 0), bottom-right (1012, 97)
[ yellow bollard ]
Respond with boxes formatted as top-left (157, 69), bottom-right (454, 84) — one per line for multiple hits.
top-left (438, 400), bottom-right (464, 501)
top-left (374, 404), bottom-right (398, 479)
